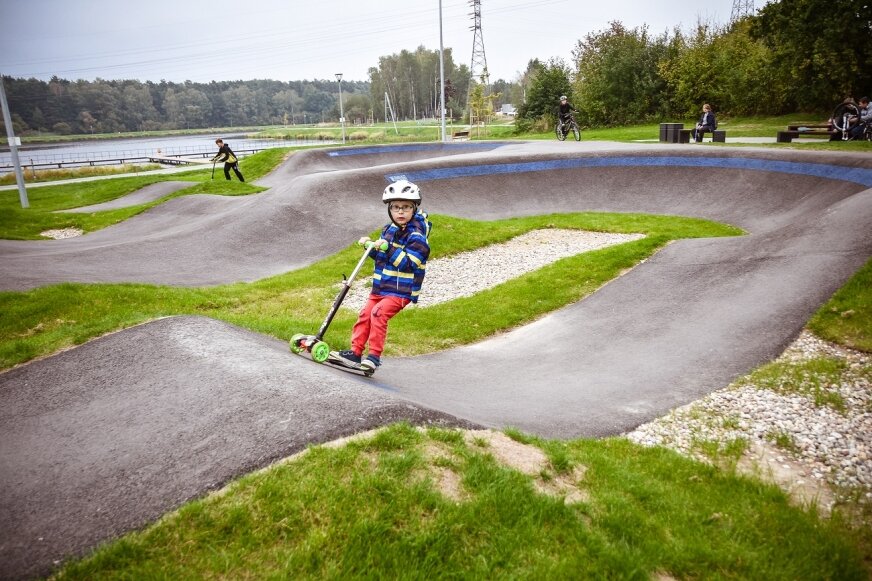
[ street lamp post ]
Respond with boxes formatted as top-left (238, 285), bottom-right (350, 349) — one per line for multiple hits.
top-left (0, 73), bottom-right (28, 207)
top-left (439, 0), bottom-right (447, 142)
top-left (335, 73), bottom-right (346, 144)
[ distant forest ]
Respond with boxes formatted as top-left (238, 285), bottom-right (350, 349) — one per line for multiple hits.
top-left (1, 77), bottom-right (373, 136)
top-left (0, 45), bottom-right (522, 137)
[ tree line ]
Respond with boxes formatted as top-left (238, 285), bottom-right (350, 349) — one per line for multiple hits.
top-left (0, 43), bottom-right (521, 137)
top-left (518, 0), bottom-right (871, 128)
top-left (2, 0), bottom-right (868, 136)
top-left (0, 77), bottom-right (371, 136)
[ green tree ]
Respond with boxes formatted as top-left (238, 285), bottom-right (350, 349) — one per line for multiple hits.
top-left (71, 80), bottom-right (123, 132)
top-left (369, 46), bottom-right (464, 121)
top-left (692, 19), bottom-right (779, 116)
top-left (490, 78), bottom-right (517, 110)
top-left (222, 85), bottom-right (257, 126)
top-left (750, 0), bottom-right (872, 110)
top-left (120, 83), bottom-right (160, 132)
top-left (572, 21), bottom-right (671, 127)
top-left (467, 77), bottom-right (502, 136)
top-left (515, 58), bottom-right (571, 128)
top-left (77, 110), bottom-right (96, 134)
top-left (163, 87), bottom-right (212, 129)
top-left (51, 122), bottom-right (72, 135)
top-left (31, 107), bottom-right (46, 132)
top-left (341, 93), bottom-right (371, 125)
top-left (271, 89), bottom-right (304, 124)
top-left (301, 84), bottom-right (333, 123)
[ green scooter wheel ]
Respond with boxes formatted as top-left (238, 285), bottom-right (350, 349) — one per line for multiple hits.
top-left (290, 333), bottom-right (305, 354)
top-left (311, 341), bottom-right (331, 363)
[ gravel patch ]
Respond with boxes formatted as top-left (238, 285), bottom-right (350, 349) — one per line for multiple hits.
top-left (40, 228), bottom-right (84, 239)
top-left (626, 330), bottom-right (872, 513)
top-left (343, 228), bottom-right (645, 311)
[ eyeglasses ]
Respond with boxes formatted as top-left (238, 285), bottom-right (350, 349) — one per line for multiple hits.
top-left (389, 204), bottom-right (415, 212)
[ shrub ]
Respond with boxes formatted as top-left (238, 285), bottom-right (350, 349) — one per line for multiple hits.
top-left (52, 122), bottom-right (72, 135)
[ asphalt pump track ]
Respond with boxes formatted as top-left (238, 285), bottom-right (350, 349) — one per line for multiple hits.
top-left (1, 141), bottom-right (871, 579)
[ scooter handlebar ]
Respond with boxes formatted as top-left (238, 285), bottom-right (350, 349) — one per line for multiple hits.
top-left (361, 239), bottom-right (389, 251)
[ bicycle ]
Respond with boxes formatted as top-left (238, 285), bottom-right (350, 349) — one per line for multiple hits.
top-left (556, 113), bottom-right (581, 141)
top-left (830, 100), bottom-right (861, 141)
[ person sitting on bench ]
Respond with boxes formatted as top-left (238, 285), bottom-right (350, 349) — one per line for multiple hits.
top-left (692, 103), bottom-right (717, 143)
top-left (849, 96), bottom-right (871, 139)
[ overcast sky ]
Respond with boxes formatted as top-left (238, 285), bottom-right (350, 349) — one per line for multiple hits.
top-left (1, 0), bottom-right (744, 84)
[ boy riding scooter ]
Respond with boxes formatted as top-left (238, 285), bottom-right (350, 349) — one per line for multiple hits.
top-left (335, 180), bottom-right (431, 373)
top-left (291, 179), bottom-right (431, 376)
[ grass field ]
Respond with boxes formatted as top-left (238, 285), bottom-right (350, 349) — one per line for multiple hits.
top-left (55, 424), bottom-right (869, 580)
top-left (9, 111), bottom-right (870, 149)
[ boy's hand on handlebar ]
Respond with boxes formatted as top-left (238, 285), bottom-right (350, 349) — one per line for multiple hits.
top-left (359, 237), bottom-right (389, 251)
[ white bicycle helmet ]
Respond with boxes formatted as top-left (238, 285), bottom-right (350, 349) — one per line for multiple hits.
top-left (560, 95), bottom-right (567, 100)
top-left (382, 180), bottom-right (422, 204)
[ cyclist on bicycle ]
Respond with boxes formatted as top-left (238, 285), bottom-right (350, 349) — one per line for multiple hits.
top-left (557, 95), bottom-right (577, 126)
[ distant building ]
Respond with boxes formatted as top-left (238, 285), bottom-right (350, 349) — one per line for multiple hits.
top-left (499, 104), bottom-right (517, 117)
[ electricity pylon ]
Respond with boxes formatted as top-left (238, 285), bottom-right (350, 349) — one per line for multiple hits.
top-left (730, 0), bottom-right (754, 23)
top-left (466, 0), bottom-right (489, 124)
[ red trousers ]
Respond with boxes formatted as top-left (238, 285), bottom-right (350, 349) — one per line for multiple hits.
top-left (351, 294), bottom-right (410, 357)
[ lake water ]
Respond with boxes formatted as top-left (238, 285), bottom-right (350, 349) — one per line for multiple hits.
top-left (0, 133), bottom-right (325, 170)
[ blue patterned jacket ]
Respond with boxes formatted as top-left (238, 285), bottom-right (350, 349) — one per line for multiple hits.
top-left (369, 210), bottom-right (431, 303)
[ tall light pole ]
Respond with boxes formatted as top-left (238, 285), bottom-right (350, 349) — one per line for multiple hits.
top-left (335, 73), bottom-right (346, 144)
top-left (0, 73), bottom-right (28, 208)
top-left (439, 0), bottom-right (447, 142)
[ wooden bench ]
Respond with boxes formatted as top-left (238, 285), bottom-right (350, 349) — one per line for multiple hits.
top-left (777, 129), bottom-right (838, 143)
top-left (681, 129), bottom-right (725, 143)
top-left (777, 122), bottom-right (837, 142)
top-left (452, 130), bottom-right (470, 141)
top-left (787, 123), bottom-right (833, 131)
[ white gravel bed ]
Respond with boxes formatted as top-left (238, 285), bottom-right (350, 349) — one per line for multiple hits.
top-left (342, 228), bottom-right (645, 311)
top-left (40, 227), bottom-right (84, 239)
top-left (626, 330), bottom-right (872, 508)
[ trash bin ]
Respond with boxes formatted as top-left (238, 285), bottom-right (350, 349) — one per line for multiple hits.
top-left (659, 123), bottom-right (684, 143)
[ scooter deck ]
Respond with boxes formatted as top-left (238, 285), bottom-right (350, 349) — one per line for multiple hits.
top-left (325, 352), bottom-right (375, 377)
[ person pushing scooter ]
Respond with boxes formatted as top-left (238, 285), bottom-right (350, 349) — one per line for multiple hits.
top-left (211, 138), bottom-right (244, 181)
top-left (335, 180), bottom-right (431, 373)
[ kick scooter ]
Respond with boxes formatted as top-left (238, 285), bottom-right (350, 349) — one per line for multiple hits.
top-left (290, 239), bottom-right (387, 376)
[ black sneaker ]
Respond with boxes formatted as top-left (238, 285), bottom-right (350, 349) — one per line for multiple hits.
top-left (361, 354), bottom-right (381, 372)
top-left (336, 349), bottom-right (361, 365)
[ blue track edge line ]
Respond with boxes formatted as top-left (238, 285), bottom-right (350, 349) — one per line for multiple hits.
top-left (386, 156), bottom-right (872, 188)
